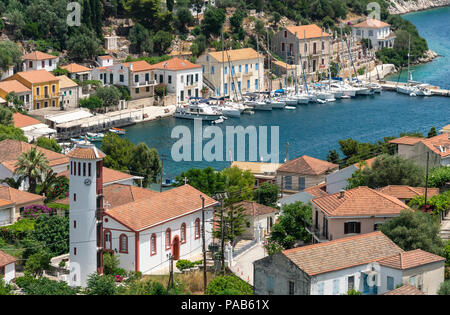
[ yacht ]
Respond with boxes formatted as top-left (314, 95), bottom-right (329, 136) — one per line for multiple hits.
top-left (174, 103), bottom-right (222, 120)
top-left (366, 82), bottom-right (382, 93)
top-left (266, 98), bottom-right (286, 109)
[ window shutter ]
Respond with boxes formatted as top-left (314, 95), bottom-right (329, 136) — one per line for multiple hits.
top-left (344, 222), bottom-right (348, 234)
top-left (356, 222), bottom-right (361, 233)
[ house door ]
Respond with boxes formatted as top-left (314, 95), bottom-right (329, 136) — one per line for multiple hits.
top-left (172, 236), bottom-right (180, 260)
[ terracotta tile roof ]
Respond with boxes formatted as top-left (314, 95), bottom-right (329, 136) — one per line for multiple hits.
top-left (0, 185), bottom-right (45, 206)
top-left (0, 80), bottom-right (31, 94)
top-left (22, 51), bottom-right (57, 61)
top-left (122, 60), bottom-right (153, 72)
top-left (58, 166), bottom-right (134, 185)
top-left (105, 184), bottom-right (218, 231)
top-left (12, 113), bottom-right (41, 128)
top-left (103, 184), bottom-right (159, 208)
top-left (277, 155), bottom-right (338, 175)
top-left (304, 183), bottom-right (328, 198)
top-left (352, 18), bottom-right (390, 28)
top-left (353, 157), bottom-right (376, 170)
top-left (420, 134), bottom-right (450, 157)
top-left (378, 249), bottom-right (445, 270)
top-left (383, 284), bottom-right (424, 295)
top-left (150, 57), bottom-right (201, 71)
top-left (0, 139), bottom-right (68, 172)
top-left (376, 185), bottom-right (440, 200)
top-left (98, 55), bottom-right (113, 60)
top-left (285, 24), bottom-right (332, 39)
top-left (57, 75), bottom-right (78, 89)
top-left (0, 250), bottom-right (16, 267)
top-left (282, 231), bottom-right (402, 276)
top-left (208, 48), bottom-right (264, 63)
top-left (12, 70), bottom-right (58, 84)
top-left (231, 161), bottom-right (281, 175)
top-left (311, 186), bottom-right (410, 217)
top-left (233, 201), bottom-right (278, 217)
top-left (60, 63), bottom-right (92, 73)
top-left (0, 198), bottom-right (14, 207)
top-left (388, 136), bottom-right (423, 146)
top-left (67, 144), bottom-right (106, 160)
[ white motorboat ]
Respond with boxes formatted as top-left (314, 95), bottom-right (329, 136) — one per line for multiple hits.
top-left (244, 99), bottom-right (272, 111)
top-left (278, 96), bottom-right (298, 106)
top-left (174, 103), bottom-right (222, 120)
top-left (366, 82), bottom-right (382, 93)
top-left (292, 94), bottom-right (310, 104)
top-left (266, 98), bottom-right (285, 109)
top-left (285, 106), bottom-right (296, 110)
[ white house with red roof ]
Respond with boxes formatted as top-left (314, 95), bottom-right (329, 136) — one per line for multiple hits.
top-left (352, 18), bottom-right (396, 50)
top-left (0, 250), bottom-right (16, 283)
top-left (21, 51), bottom-right (58, 72)
top-left (151, 57), bottom-right (203, 103)
top-left (66, 142), bottom-right (217, 286)
top-left (253, 231), bottom-right (445, 295)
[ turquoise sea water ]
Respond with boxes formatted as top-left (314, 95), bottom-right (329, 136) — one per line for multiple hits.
top-left (122, 7), bottom-right (450, 179)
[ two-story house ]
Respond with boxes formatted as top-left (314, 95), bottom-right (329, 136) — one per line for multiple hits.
top-left (0, 80), bottom-right (32, 111)
top-left (60, 63), bottom-right (92, 82)
top-left (276, 155), bottom-right (338, 194)
top-left (389, 134), bottom-right (450, 167)
top-left (271, 24), bottom-right (332, 74)
top-left (151, 57), bottom-right (203, 103)
top-left (197, 48), bottom-right (264, 97)
top-left (5, 70), bottom-right (60, 110)
top-left (309, 186), bottom-right (410, 243)
top-left (352, 18), bottom-right (396, 50)
top-left (253, 231), bottom-right (445, 295)
top-left (376, 185), bottom-right (440, 204)
top-left (57, 75), bottom-right (79, 109)
top-left (22, 51), bottom-right (58, 72)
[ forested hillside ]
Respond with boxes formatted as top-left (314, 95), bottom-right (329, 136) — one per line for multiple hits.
top-left (0, 0), bottom-right (429, 71)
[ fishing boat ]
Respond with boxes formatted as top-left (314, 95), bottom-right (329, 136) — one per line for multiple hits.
top-left (174, 102), bottom-right (222, 121)
top-left (109, 127), bottom-right (126, 135)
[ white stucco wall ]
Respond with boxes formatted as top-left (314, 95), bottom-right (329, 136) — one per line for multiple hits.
top-left (3, 262), bottom-right (16, 283)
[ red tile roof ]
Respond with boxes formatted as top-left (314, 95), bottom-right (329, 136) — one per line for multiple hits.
top-left (376, 185), bottom-right (440, 200)
top-left (277, 155), bottom-right (338, 175)
top-left (420, 134), bottom-right (450, 157)
top-left (304, 183), bottom-right (328, 198)
top-left (233, 201), bottom-right (278, 217)
top-left (11, 70), bottom-right (58, 84)
top-left (0, 80), bottom-right (31, 94)
top-left (12, 113), bottom-right (41, 128)
top-left (0, 185), bottom-right (45, 206)
top-left (286, 24), bottom-right (332, 39)
top-left (122, 60), bottom-right (153, 72)
top-left (352, 18), bottom-right (390, 28)
top-left (353, 157), bottom-right (376, 170)
top-left (378, 249), bottom-right (445, 270)
top-left (388, 136), bottom-right (423, 146)
top-left (150, 57), bottom-right (201, 71)
top-left (60, 63), bottom-right (92, 73)
top-left (282, 231), bottom-right (402, 276)
top-left (67, 144), bottom-right (106, 160)
top-left (383, 284), bottom-right (425, 295)
top-left (98, 55), bottom-right (113, 60)
top-left (105, 184), bottom-right (218, 231)
top-left (22, 51), bottom-right (57, 61)
top-left (0, 139), bottom-right (68, 172)
top-left (311, 186), bottom-right (410, 217)
top-left (57, 166), bottom-right (134, 185)
top-left (0, 199), bottom-right (14, 207)
top-left (0, 250), bottom-right (16, 267)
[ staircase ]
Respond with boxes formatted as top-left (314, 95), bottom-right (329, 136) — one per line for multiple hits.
top-left (203, 76), bottom-right (216, 93)
top-left (233, 239), bottom-right (257, 258)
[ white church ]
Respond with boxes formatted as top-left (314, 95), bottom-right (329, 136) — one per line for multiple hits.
top-left (67, 142), bottom-right (217, 287)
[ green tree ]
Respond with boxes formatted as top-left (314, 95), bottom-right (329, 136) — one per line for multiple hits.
top-left (254, 182), bottom-right (279, 207)
top-left (438, 280), bottom-right (450, 295)
top-left (175, 167), bottom-right (225, 196)
top-left (15, 276), bottom-right (78, 295)
top-left (153, 30), bottom-right (174, 54)
top-left (129, 142), bottom-right (162, 187)
top-left (103, 252), bottom-right (121, 275)
top-left (428, 167), bottom-right (450, 188)
top-left (14, 147), bottom-right (50, 194)
top-left (85, 274), bottom-right (118, 295)
top-left (176, 6), bottom-right (194, 33)
top-left (266, 201), bottom-right (312, 252)
top-left (0, 279), bottom-right (13, 295)
top-left (428, 127), bottom-right (437, 138)
top-left (36, 137), bottom-right (62, 153)
top-left (66, 29), bottom-right (102, 61)
top-left (217, 202), bottom-right (250, 245)
top-left (94, 86), bottom-right (121, 109)
top-left (5, 92), bottom-right (24, 111)
top-left (32, 215), bottom-right (69, 256)
top-left (38, 169), bottom-right (69, 202)
top-left (0, 40), bottom-right (22, 74)
top-left (101, 132), bottom-right (135, 171)
top-left (202, 6), bottom-right (226, 37)
top-left (222, 166), bottom-right (255, 202)
top-left (0, 107), bottom-right (13, 125)
top-left (189, 0), bottom-right (204, 22)
top-left (206, 275), bottom-right (253, 295)
top-left (380, 210), bottom-right (444, 256)
top-left (24, 250), bottom-right (51, 277)
top-left (347, 155), bottom-right (425, 189)
top-left (123, 0), bottom-right (172, 32)
top-left (327, 149), bottom-right (340, 164)
top-left (129, 23), bottom-right (153, 54)
top-left (79, 96), bottom-right (103, 111)
top-left (0, 125), bottom-right (28, 142)
top-left (0, 176), bottom-right (24, 189)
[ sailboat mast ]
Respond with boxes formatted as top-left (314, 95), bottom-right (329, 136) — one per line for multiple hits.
top-left (257, 35), bottom-right (261, 95)
top-left (222, 29), bottom-right (225, 97)
top-left (407, 33), bottom-right (411, 82)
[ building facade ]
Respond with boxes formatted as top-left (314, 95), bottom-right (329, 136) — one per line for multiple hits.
top-left (57, 75), bottom-right (79, 109)
top-left (197, 48), bottom-right (264, 97)
top-left (0, 80), bottom-right (32, 111)
top-left (352, 18), bottom-right (396, 50)
top-left (0, 250), bottom-right (16, 283)
top-left (22, 51), bottom-right (58, 72)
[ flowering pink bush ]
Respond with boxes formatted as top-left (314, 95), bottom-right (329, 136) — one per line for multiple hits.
top-left (114, 275), bottom-right (123, 283)
top-left (20, 205), bottom-right (55, 220)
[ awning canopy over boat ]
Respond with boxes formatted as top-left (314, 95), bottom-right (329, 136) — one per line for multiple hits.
top-left (274, 89), bottom-right (285, 93)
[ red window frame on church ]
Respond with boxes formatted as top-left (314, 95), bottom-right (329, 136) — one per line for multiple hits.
top-left (165, 228), bottom-right (171, 250)
top-left (119, 234), bottom-right (128, 253)
top-left (150, 234), bottom-right (157, 256)
top-left (194, 218), bottom-right (201, 240)
top-left (180, 223), bottom-right (186, 244)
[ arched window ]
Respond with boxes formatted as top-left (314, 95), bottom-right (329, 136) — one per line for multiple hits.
top-left (104, 230), bottom-right (112, 250)
top-left (180, 223), bottom-right (186, 244)
top-left (165, 228), bottom-right (171, 250)
top-left (150, 234), bottom-right (157, 256)
top-left (119, 234), bottom-right (128, 253)
top-left (194, 218), bottom-right (201, 240)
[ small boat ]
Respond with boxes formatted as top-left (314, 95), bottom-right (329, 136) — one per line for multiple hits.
top-left (266, 98), bottom-right (285, 109)
top-left (109, 127), bottom-right (126, 135)
top-left (285, 106), bottom-right (296, 110)
top-left (174, 103), bottom-right (222, 121)
top-left (212, 117), bottom-right (224, 124)
top-left (316, 99), bottom-right (327, 104)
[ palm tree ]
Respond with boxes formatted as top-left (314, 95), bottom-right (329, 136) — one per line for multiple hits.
top-left (0, 176), bottom-right (24, 189)
top-left (14, 147), bottom-right (49, 194)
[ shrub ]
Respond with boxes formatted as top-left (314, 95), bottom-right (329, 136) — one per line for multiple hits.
top-left (21, 205), bottom-right (54, 220)
top-left (103, 252), bottom-right (120, 275)
top-left (0, 279), bottom-right (13, 295)
top-left (85, 274), bottom-right (118, 295)
top-left (205, 275), bottom-right (253, 295)
top-left (16, 276), bottom-right (78, 295)
top-left (438, 280), bottom-right (450, 295)
top-left (176, 259), bottom-right (194, 270)
top-left (428, 167), bottom-right (450, 188)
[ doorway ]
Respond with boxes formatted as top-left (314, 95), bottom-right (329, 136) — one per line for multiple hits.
top-left (172, 236), bottom-right (180, 260)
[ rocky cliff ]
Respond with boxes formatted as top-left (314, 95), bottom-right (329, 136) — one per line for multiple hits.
top-left (388, 0), bottom-right (450, 14)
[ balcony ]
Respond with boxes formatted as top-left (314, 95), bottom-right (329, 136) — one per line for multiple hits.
top-left (305, 225), bottom-right (329, 243)
top-left (130, 80), bottom-right (156, 88)
top-left (34, 93), bottom-right (59, 100)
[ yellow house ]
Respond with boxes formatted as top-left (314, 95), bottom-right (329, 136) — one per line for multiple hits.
top-left (5, 70), bottom-right (60, 110)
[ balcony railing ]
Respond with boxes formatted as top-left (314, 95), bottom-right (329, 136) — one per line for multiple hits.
top-left (305, 224), bottom-right (328, 242)
top-left (130, 80), bottom-right (156, 87)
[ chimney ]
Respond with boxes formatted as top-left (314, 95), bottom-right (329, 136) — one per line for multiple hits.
top-left (339, 190), bottom-right (345, 199)
top-left (129, 63), bottom-right (133, 71)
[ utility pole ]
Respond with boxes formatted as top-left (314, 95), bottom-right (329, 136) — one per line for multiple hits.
top-left (159, 154), bottom-right (164, 192)
top-left (167, 253), bottom-right (174, 291)
top-left (200, 195), bottom-right (207, 292)
top-left (220, 197), bottom-right (225, 274)
top-left (424, 151), bottom-right (430, 207)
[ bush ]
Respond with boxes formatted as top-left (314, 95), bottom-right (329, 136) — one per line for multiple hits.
top-left (5, 219), bottom-right (35, 240)
top-left (24, 250), bottom-right (51, 277)
top-left (176, 259), bottom-right (195, 270)
top-left (85, 274), bottom-right (118, 295)
top-left (36, 137), bottom-right (62, 153)
top-left (438, 280), bottom-right (450, 295)
top-left (428, 167), bottom-right (450, 188)
top-left (16, 276), bottom-right (78, 295)
top-left (103, 252), bottom-right (120, 275)
top-left (21, 205), bottom-right (55, 220)
top-left (0, 279), bottom-right (13, 295)
top-left (205, 275), bottom-right (253, 295)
